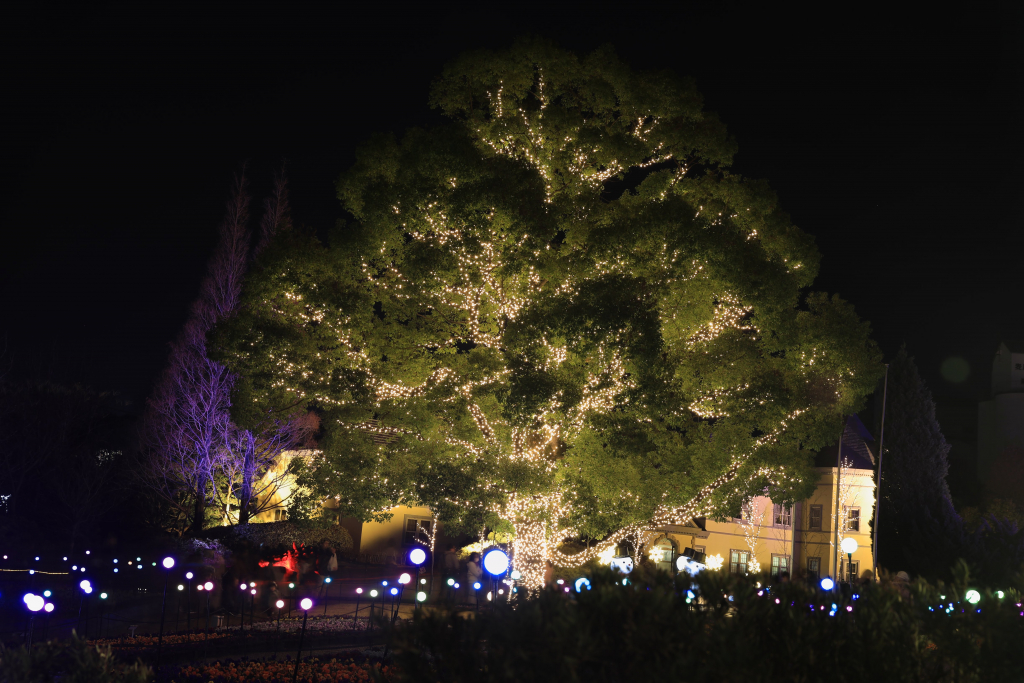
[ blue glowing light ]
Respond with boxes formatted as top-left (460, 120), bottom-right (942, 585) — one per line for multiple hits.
top-left (574, 577), bottom-right (591, 593)
top-left (820, 577), bottom-right (834, 591)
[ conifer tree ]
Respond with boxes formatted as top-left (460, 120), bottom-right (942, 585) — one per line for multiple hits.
top-left (875, 346), bottom-right (963, 577)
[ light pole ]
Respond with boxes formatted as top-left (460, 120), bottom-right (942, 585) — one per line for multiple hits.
top-left (354, 587), bottom-right (363, 622)
top-left (322, 576), bottom-right (331, 616)
top-left (293, 598), bottom-right (313, 683)
top-left (157, 557), bottom-right (175, 662)
top-left (184, 572), bottom-right (194, 639)
top-left (98, 592), bottom-right (108, 637)
top-left (841, 537), bottom-right (858, 583)
top-left (872, 364), bottom-right (890, 580)
top-left (408, 547), bottom-right (428, 601)
top-left (23, 593), bottom-right (45, 647)
top-left (43, 601), bottom-right (54, 640)
top-left (832, 418), bottom-right (845, 589)
top-left (369, 589), bottom-right (379, 625)
top-left (274, 599), bottom-right (284, 654)
top-left (482, 549), bottom-right (510, 611)
top-left (77, 580), bottom-right (93, 637)
top-left (200, 581), bottom-right (213, 660)
top-left (240, 583), bottom-right (249, 630)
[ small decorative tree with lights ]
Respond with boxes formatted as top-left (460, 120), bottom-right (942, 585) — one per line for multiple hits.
top-left (216, 41), bottom-right (881, 588)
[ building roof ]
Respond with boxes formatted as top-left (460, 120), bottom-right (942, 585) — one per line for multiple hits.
top-left (813, 414), bottom-right (876, 470)
top-left (997, 339), bottom-right (1024, 355)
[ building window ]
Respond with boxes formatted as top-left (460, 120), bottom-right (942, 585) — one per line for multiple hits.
top-left (273, 508), bottom-right (288, 521)
top-left (729, 550), bottom-right (749, 575)
top-left (846, 560), bottom-right (860, 582)
top-left (770, 554), bottom-right (790, 576)
top-left (693, 545), bottom-right (705, 555)
top-left (808, 505), bottom-right (822, 531)
top-left (773, 504), bottom-right (791, 527)
top-left (404, 517), bottom-right (433, 545)
top-left (807, 557), bottom-right (821, 581)
top-left (846, 507), bottom-right (861, 532)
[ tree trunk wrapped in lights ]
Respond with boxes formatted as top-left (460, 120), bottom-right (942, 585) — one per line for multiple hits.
top-left (216, 41), bottom-right (881, 587)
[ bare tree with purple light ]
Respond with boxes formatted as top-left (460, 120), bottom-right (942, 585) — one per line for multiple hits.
top-left (142, 172), bottom-right (313, 533)
top-left (142, 174), bottom-right (251, 533)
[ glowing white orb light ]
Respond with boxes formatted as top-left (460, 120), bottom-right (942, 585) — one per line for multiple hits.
top-left (408, 547), bottom-right (427, 565)
top-left (44, 602), bottom-right (54, 613)
top-left (370, 589), bottom-right (379, 598)
top-left (399, 573), bottom-right (411, 585)
top-left (24, 594), bottom-right (44, 612)
top-left (966, 590), bottom-right (981, 605)
top-left (203, 581), bottom-right (213, 591)
top-left (840, 537), bottom-right (858, 555)
top-left (276, 599), bottom-right (285, 609)
top-left (300, 598), bottom-right (312, 610)
top-left (185, 572), bottom-right (193, 580)
top-left (79, 580), bottom-right (91, 591)
top-left (162, 557), bottom-right (175, 569)
top-left (416, 591), bottom-right (427, 602)
top-left (820, 577), bottom-right (835, 591)
top-left (482, 548), bottom-right (510, 577)
top-left (610, 556), bottom-right (634, 575)
top-left (390, 587), bottom-right (398, 596)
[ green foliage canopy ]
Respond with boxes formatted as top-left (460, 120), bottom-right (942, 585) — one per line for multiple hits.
top-left (216, 41), bottom-right (881, 568)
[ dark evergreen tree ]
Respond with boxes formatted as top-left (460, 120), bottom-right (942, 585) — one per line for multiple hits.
top-left (876, 346), bottom-right (964, 578)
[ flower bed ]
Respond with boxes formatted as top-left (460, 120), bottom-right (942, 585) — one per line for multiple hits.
top-left (218, 615), bottom-right (371, 634)
top-left (168, 656), bottom-right (391, 682)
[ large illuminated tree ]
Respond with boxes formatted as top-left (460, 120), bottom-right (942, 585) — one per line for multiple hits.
top-left (217, 42), bottom-right (881, 587)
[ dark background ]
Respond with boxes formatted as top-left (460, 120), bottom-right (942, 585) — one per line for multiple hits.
top-left (2, 4), bottom-right (1022, 501)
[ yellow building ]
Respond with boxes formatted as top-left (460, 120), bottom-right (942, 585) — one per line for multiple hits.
top-left (649, 416), bottom-right (876, 583)
top-left (249, 450), bottom-right (452, 562)
top-left (255, 418), bottom-right (876, 577)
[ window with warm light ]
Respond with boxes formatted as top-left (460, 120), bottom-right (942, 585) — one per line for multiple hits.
top-left (729, 550), bottom-right (749, 575)
top-left (773, 504), bottom-right (791, 527)
top-left (770, 554), bottom-right (789, 576)
top-left (846, 507), bottom-right (860, 532)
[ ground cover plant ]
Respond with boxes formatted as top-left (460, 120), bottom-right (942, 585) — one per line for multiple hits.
top-left (0, 634), bottom-right (151, 683)
top-left (389, 565), bottom-right (1024, 683)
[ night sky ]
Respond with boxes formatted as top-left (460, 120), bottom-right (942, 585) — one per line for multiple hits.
top-left (2, 5), bottom-right (1022, 442)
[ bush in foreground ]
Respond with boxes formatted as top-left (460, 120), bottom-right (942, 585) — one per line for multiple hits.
top-left (390, 565), bottom-right (1024, 683)
top-left (0, 634), bottom-right (150, 683)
